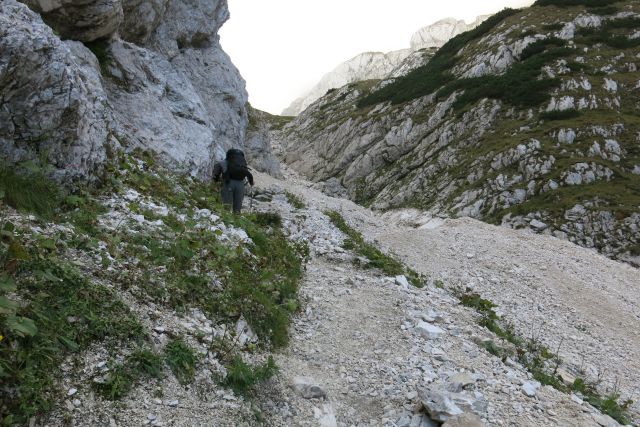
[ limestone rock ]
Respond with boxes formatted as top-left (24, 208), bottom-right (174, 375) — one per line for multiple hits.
top-left (521, 381), bottom-right (540, 397)
top-left (442, 413), bottom-right (485, 427)
top-left (290, 377), bottom-right (327, 399)
top-left (282, 15), bottom-right (487, 116)
top-left (418, 388), bottom-right (485, 423)
top-left (0, 0), bottom-right (110, 182)
top-left (415, 322), bottom-right (445, 340)
top-left (21, 0), bottom-right (123, 42)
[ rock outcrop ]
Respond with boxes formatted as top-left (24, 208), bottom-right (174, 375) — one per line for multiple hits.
top-left (277, 2), bottom-right (640, 264)
top-left (282, 16), bottom-right (488, 116)
top-left (0, 2), bottom-right (110, 182)
top-left (1, 0), bottom-right (258, 182)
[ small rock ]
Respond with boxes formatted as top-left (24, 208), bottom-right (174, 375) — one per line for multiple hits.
top-left (591, 412), bottom-right (618, 427)
top-left (415, 321), bottom-right (445, 340)
top-left (291, 376), bottom-right (327, 399)
top-left (72, 399), bottom-right (81, 407)
top-left (448, 373), bottom-right (476, 392)
top-left (529, 219), bottom-right (547, 231)
top-left (442, 413), bottom-right (485, 427)
top-left (67, 388), bottom-right (77, 396)
top-left (395, 275), bottom-right (410, 288)
top-left (522, 381), bottom-right (540, 397)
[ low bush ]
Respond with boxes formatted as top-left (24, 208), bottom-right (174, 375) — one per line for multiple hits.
top-left (540, 109), bottom-right (582, 121)
top-left (0, 229), bottom-right (144, 423)
top-left (285, 191), bottom-right (306, 209)
top-left (437, 43), bottom-right (571, 111)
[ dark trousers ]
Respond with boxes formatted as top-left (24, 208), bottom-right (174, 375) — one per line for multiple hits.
top-left (221, 179), bottom-right (245, 213)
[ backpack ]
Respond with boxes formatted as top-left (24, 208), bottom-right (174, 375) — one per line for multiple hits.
top-left (224, 148), bottom-right (249, 181)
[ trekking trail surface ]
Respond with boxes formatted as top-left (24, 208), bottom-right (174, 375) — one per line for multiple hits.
top-left (253, 166), bottom-right (640, 427)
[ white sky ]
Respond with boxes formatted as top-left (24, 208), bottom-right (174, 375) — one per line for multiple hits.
top-left (220, 0), bottom-right (534, 115)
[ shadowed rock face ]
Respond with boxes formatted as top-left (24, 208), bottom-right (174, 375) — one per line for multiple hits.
top-left (22, 0), bottom-right (124, 42)
top-left (1, 0), bottom-right (256, 182)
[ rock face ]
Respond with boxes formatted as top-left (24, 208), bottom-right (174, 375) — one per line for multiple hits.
top-left (282, 50), bottom-right (414, 117)
top-left (282, 16), bottom-right (488, 116)
top-left (409, 16), bottom-right (489, 50)
top-left (22, 0), bottom-right (123, 42)
top-left (1, 0), bottom-right (259, 182)
top-left (0, 2), bottom-right (110, 182)
top-left (244, 106), bottom-right (283, 177)
top-left (277, 3), bottom-right (640, 264)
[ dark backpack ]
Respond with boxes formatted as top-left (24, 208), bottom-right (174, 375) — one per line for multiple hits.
top-left (224, 149), bottom-right (249, 181)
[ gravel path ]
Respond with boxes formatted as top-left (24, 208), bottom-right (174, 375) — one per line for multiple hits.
top-left (255, 168), bottom-right (639, 426)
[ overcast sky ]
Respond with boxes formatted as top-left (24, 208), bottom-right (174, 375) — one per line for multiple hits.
top-left (220, 0), bottom-right (534, 115)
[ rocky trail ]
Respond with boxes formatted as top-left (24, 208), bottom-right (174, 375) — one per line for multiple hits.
top-left (252, 166), bottom-right (639, 427)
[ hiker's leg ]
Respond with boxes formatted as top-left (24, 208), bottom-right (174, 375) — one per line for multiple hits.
top-left (231, 180), bottom-right (245, 214)
top-left (221, 182), bottom-right (233, 210)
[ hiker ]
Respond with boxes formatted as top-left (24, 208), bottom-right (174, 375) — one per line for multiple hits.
top-left (213, 148), bottom-right (254, 214)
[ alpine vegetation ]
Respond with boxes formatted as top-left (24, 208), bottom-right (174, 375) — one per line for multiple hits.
top-left (280, 0), bottom-right (640, 267)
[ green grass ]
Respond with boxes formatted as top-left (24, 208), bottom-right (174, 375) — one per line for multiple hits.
top-left (285, 191), bottom-right (306, 209)
top-left (0, 165), bottom-right (62, 219)
top-left (164, 338), bottom-right (198, 385)
top-left (0, 229), bottom-right (144, 424)
top-left (221, 356), bottom-right (278, 396)
top-left (325, 211), bottom-right (425, 287)
top-left (93, 349), bottom-right (163, 400)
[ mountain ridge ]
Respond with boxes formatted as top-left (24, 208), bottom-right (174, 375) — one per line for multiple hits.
top-left (276, 0), bottom-right (640, 266)
top-left (281, 15), bottom-right (491, 116)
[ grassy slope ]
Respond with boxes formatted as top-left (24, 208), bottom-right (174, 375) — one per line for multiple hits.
top-left (0, 153), bottom-right (306, 423)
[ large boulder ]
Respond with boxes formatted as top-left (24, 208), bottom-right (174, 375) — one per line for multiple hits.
top-left (0, 0), bottom-right (110, 182)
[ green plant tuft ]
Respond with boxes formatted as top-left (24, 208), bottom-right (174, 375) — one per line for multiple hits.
top-left (0, 165), bottom-right (62, 218)
top-left (326, 211), bottom-right (425, 287)
top-left (221, 355), bottom-right (278, 396)
top-left (164, 338), bottom-right (198, 385)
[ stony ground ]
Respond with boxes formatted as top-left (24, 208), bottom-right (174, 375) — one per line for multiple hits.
top-left (23, 164), bottom-right (638, 427)
top-left (254, 166), bottom-right (639, 427)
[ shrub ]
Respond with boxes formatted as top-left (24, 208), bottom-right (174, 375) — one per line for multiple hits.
top-left (0, 238), bottom-right (144, 423)
top-left (285, 191), bottom-right (306, 209)
top-left (540, 109), bottom-right (582, 121)
top-left (438, 45), bottom-right (570, 111)
top-left (93, 349), bottom-right (163, 400)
